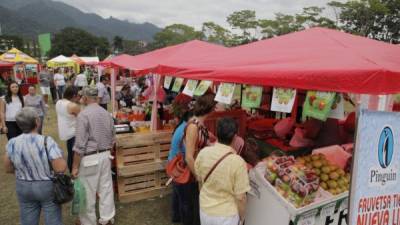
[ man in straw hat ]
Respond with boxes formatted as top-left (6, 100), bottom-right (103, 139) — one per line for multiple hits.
top-left (72, 86), bottom-right (115, 225)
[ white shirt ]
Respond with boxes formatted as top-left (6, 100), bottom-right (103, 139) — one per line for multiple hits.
top-left (54, 73), bottom-right (66, 87)
top-left (55, 99), bottom-right (77, 140)
top-left (74, 73), bottom-right (88, 87)
top-left (5, 96), bottom-right (23, 121)
top-left (97, 82), bottom-right (110, 104)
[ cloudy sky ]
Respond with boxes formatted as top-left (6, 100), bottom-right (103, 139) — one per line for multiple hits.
top-left (57, 0), bottom-right (342, 28)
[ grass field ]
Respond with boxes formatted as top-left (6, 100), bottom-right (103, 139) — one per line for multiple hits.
top-left (0, 104), bottom-right (175, 225)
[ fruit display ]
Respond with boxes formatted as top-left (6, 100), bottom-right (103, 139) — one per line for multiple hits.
top-left (264, 156), bottom-right (296, 184)
top-left (296, 153), bottom-right (350, 195)
top-left (264, 156), bottom-right (320, 208)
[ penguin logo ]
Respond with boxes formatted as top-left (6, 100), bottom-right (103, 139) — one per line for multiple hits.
top-left (378, 127), bottom-right (394, 168)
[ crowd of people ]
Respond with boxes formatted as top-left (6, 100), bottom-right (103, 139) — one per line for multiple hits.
top-left (1, 66), bottom-right (251, 225)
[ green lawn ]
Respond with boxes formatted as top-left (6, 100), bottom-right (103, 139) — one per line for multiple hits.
top-left (0, 104), bottom-right (175, 225)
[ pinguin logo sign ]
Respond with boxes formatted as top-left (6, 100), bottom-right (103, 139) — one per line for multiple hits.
top-left (378, 127), bottom-right (394, 168)
top-left (369, 126), bottom-right (397, 186)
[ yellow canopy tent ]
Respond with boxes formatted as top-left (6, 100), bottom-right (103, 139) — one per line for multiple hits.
top-left (0, 48), bottom-right (38, 64)
top-left (47, 55), bottom-right (79, 73)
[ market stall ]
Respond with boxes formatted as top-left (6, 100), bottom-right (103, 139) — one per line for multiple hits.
top-left (0, 48), bottom-right (39, 94)
top-left (128, 28), bottom-right (400, 225)
top-left (47, 55), bottom-right (79, 75)
top-left (102, 40), bottom-right (233, 202)
top-left (0, 60), bottom-right (15, 95)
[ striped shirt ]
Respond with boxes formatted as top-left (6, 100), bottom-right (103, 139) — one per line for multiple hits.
top-left (6, 134), bottom-right (64, 181)
top-left (73, 103), bottom-right (115, 155)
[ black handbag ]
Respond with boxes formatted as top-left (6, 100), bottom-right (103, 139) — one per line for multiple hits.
top-left (44, 136), bottom-right (74, 204)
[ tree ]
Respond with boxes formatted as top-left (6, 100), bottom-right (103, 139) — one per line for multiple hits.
top-left (150, 24), bottom-right (203, 49)
top-left (201, 22), bottom-right (233, 46)
top-left (227, 10), bottom-right (259, 42)
top-left (0, 35), bottom-right (24, 50)
top-left (328, 0), bottom-right (399, 43)
top-left (48, 27), bottom-right (110, 59)
top-left (296, 7), bottom-right (336, 29)
top-left (259, 14), bottom-right (303, 38)
top-left (122, 40), bottom-right (148, 55)
top-left (113, 36), bottom-right (124, 54)
top-left (258, 7), bottom-right (335, 38)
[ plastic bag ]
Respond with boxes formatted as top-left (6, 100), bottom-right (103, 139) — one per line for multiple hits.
top-left (71, 179), bottom-right (87, 215)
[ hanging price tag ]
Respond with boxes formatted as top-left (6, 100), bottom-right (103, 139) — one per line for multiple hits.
top-left (215, 83), bottom-right (236, 104)
top-left (171, 78), bottom-right (184, 92)
top-left (182, 80), bottom-right (198, 97)
top-left (194, 80), bottom-right (212, 96)
top-left (271, 88), bottom-right (297, 113)
top-left (164, 76), bottom-right (173, 89)
top-left (242, 85), bottom-right (263, 108)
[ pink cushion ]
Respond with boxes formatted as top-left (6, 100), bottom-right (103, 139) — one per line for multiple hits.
top-left (313, 145), bottom-right (352, 169)
top-left (274, 118), bottom-right (295, 139)
top-left (289, 128), bottom-right (314, 148)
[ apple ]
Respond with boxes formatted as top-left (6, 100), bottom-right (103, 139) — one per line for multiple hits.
top-left (309, 95), bottom-right (316, 105)
top-left (318, 101), bottom-right (326, 110)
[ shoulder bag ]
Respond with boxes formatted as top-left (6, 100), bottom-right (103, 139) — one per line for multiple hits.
top-left (203, 152), bottom-right (233, 184)
top-left (44, 136), bottom-right (74, 204)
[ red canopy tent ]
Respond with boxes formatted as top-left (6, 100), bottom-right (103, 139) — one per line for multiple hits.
top-left (0, 60), bottom-right (14, 68)
top-left (101, 40), bottom-right (227, 74)
top-left (156, 27), bottom-right (400, 95)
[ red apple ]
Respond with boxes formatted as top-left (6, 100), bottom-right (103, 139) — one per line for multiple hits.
top-left (318, 101), bottom-right (326, 110)
top-left (309, 95), bottom-right (316, 105)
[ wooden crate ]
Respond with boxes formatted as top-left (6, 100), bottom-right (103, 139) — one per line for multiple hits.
top-left (117, 170), bottom-right (171, 203)
top-left (116, 131), bottom-right (172, 202)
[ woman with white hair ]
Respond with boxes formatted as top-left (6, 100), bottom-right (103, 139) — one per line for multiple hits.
top-left (3, 107), bottom-right (67, 225)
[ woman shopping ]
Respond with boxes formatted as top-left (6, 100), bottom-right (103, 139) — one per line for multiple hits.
top-left (4, 107), bottom-right (67, 225)
top-left (24, 85), bottom-right (46, 134)
top-left (0, 81), bottom-right (24, 140)
top-left (179, 93), bottom-right (217, 225)
top-left (167, 93), bottom-right (193, 223)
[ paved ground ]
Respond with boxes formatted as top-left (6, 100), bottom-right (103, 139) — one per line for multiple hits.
top-left (0, 105), bottom-right (175, 225)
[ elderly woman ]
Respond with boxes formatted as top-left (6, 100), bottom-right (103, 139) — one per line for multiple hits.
top-left (24, 85), bottom-right (46, 134)
top-left (3, 107), bottom-right (67, 225)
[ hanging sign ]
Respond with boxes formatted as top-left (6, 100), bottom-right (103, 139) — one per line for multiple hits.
top-left (182, 79), bottom-right (198, 97)
top-left (242, 85), bottom-right (263, 108)
top-left (215, 83), bottom-right (236, 104)
top-left (171, 78), bottom-right (184, 92)
top-left (328, 94), bottom-right (345, 120)
top-left (194, 80), bottom-right (213, 96)
top-left (271, 88), bottom-right (296, 113)
top-left (348, 110), bottom-right (400, 225)
top-left (164, 76), bottom-right (173, 89)
top-left (302, 91), bottom-right (336, 121)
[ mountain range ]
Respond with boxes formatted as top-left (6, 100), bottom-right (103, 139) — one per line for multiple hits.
top-left (0, 0), bottom-right (161, 41)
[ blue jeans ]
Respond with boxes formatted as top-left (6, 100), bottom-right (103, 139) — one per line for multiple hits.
top-left (57, 85), bottom-right (65, 100)
top-left (16, 180), bottom-right (62, 225)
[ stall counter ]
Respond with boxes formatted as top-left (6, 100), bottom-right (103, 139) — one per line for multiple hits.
top-left (246, 164), bottom-right (348, 225)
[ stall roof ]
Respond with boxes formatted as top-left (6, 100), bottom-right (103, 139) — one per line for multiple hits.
top-left (160, 27), bottom-right (400, 94)
top-left (70, 54), bottom-right (85, 65)
top-left (104, 40), bottom-right (227, 74)
top-left (47, 55), bottom-right (77, 69)
top-left (0, 48), bottom-right (38, 64)
top-left (80, 57), bottom-right (99, 65)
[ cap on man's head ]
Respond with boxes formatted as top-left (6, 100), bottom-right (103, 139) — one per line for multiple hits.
top-left (82, 86), bottom-right (98, 97)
